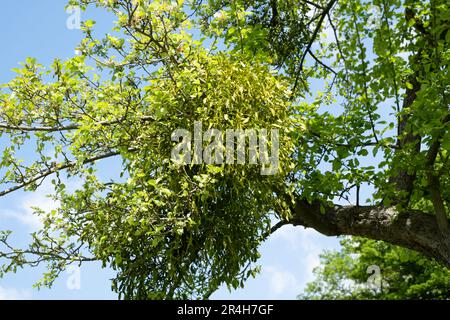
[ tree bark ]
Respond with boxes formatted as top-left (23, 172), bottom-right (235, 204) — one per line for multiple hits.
top-left (286, 199), bottom-right (450, 268)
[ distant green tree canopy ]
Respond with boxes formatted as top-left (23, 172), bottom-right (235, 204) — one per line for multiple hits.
top-left (0, 0), bottom-right (449, 299)
top-left (299, 237), bottom-right (450, 299)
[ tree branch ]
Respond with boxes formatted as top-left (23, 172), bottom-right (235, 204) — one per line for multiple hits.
top-left (0, 149), bottom-right (135, 197)
top-left (292, 0), bottom-right (337, 95)
top-left (388, 74), bottom-right (422, 206)
top-left (288, 199), bottom-right (450, 268)
top-left (425, 113), bottom-right (450, 235)
top-left (0, 115), bottom-right (155, 133)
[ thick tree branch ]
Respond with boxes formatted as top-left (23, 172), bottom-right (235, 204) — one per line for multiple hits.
top-left (286, 200), bottom-right (450, 268)
top-left (269, 220), bottom-right (288, 235)
top-left (388, 75), bottom-right (422, 205)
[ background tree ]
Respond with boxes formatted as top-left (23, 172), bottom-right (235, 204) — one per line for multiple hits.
top-left (299, 237), bottom-right (450, 299)
top-left (0, 0), bottom-right (449, 299)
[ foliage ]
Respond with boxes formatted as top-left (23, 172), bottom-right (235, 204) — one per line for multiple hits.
top-left (0, 0), bottom-right (448, 299)
top-left (299, 237), bottom-right (450, 299)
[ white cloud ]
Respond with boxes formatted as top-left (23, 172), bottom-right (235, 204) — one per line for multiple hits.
top-left (270, 225), bottom-right (326, 287)
top-left (270, 224), bottom-right (301, 249)
top-left (0, 286), bottom-right (32, 300)
top-left (271, 224), bottom-right (321, 251)
top-left (0, 180), bottom-right (60, 231)
top-left (0, 175), bottom-right (86, 231)
top-left (303, 251), bottom-right (321, 283)
top-left (2, 208), bottom-right (43, 230)
top-left (263, 266), bottom-right (303, 298)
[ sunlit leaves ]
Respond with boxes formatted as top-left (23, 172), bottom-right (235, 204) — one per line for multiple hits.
top-left (300, 237), bottom-right (450, 299)
top-left (1, 0), bottom-right (449, 299)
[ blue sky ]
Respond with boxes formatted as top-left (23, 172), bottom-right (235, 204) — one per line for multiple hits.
top-left (0, 0), bottom-right (343, 300)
